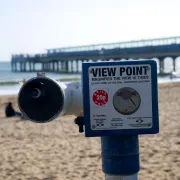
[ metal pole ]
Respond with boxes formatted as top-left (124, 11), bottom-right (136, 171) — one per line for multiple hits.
top-left (101, 135), bottom-right (139, 180)
top-left (105, 174), bottom-right (138, 180)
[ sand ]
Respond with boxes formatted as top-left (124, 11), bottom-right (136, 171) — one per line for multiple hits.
top-left (0, 82), bottom-right (180, 180)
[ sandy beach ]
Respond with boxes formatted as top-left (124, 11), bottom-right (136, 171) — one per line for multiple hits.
top-left (0, 82), bottom-right (180, 180)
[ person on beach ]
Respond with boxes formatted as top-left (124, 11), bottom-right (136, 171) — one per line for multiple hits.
top-left (5, 102), bottom-right (22, 118)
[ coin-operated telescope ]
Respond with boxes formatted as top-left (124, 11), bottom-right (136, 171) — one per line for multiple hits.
top-left (18, 60), bottom-right (159, 180)
top-left (18, 73), bottom-right (83, 122)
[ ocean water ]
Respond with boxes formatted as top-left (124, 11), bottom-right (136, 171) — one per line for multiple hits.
top-left (0, 60), bottom-right (180, 95)
top-left (0, 61), bottom-right (80, 82)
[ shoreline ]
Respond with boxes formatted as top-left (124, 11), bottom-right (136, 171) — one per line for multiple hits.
top-left (0, 81), bottom-right (180, 96)
top-left (0, 77), bottom-right (81, 86)
top-left (0, 70), bottom-right (179, 86)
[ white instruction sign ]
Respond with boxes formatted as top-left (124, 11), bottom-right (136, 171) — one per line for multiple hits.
top-left (89, 64), bottom-right (153, 130)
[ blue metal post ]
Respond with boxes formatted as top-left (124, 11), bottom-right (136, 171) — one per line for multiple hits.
top-left (101, 135), bottom-right (139, 179)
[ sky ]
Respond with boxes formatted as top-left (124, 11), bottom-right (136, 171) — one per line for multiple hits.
top-left (0, 0), bottom-right (180, 61)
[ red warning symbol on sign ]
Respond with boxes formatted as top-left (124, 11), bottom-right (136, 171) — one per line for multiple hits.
top-left (93, 90), bottom-right (108, 106)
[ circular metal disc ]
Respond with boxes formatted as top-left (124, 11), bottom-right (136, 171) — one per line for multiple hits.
top-left (113, 87), bottom-right (141, 115)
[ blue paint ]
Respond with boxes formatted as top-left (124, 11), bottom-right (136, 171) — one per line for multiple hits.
top-left (101, 135), bottom-right (139, 175)
top-left (82, 60), bottom-right (159, 137)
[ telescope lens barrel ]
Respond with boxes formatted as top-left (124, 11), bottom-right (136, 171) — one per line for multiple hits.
top-left (18, 77), bottom-right (64, 123)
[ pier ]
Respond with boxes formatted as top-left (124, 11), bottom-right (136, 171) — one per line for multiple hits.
top-left (11, 36), bottom-right (180, 75)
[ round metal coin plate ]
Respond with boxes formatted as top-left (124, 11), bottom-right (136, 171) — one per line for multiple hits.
top-left (113, 87), bottom-right (141, 115)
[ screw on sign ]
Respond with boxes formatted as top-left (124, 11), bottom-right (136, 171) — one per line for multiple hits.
top-left (93, 90), bottom-right (108, 106)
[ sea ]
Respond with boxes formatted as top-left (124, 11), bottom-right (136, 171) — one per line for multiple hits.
top-left (0, 61), bottom-right (80, 82)
top-left (0, 60), bottom-right (180, 95)
top-left (0, 61), bottom-right (81, 95)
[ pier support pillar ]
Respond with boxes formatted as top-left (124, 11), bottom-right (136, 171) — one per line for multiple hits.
top-left (29, 62), bottom-right (32, 72)
top-left (159, 58), bottom-right (164, 75)
top-left (65, 61), bottom-right (69, 73)
top-left (51, 62), bottom-right (53, 72)
top-left (46, 63), bottom-right (49, 72)
top-left (45, 63), bottom-right (47, 71)
top-left (43, 63), bottom-right (45, 71)
top-left (48, 63), bottom-right (50, 72)
top-left (71, 61), bottom-right (74, 73)
top-left (22, 62), bottom-right (24, 72)
top-left (13, 62), bottom-right (15, 72)
top-left (24, 62), bottom-right (26, 72)
top-left (173, 57), bottom-right (176, 72)
top-left (54, 62), bottom-right (57, 72)
top-left (48, 63), bottom-right (50, 71)
top-left (20, 62), bottom-right (23, 72)
top-left (14, 62), bottom-right (17, 72)
top-left (52, 62), bottom-right (55, 72)
top-left (59, 61), bottom-right (62, 72)
top-left (42, 62), bottom-right (45, 72)
top-left (49, 62), bottom-right (51, 72)
top-left (12, 62), bottom-right (14, 72)
top-left (47, 62), bottom-right (50, 72)
top-left (45, 63), bottom-right (47, 72)
top-left (76, 60), bottom-right (79, 73)
top-left (57, 62), bottom-right (59, 72)
top-left (81, 60), bottom-right (84, 72)
top-left (60, 61), bottom-right (64, 72)
top-left (11, 62), bottom-right (14, 72)
top-left (33, 63), bottom-right (35, 72)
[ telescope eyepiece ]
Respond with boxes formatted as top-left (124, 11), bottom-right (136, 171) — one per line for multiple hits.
top-left (18, 77), bottom-right (64, 123)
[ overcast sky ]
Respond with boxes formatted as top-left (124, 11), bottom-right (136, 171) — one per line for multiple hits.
top-left (0, 0), bottom-right (180, 61)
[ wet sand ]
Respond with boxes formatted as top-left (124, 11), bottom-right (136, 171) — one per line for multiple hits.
top-left (0, 82), bottom-right (180, 180)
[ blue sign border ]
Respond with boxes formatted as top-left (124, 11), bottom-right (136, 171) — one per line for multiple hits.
top-left (82, 60), bottom-right (159, 137)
